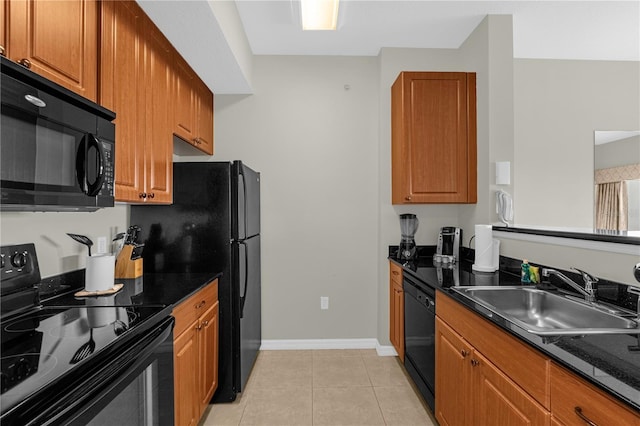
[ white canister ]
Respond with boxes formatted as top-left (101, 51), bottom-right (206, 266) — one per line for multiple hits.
top-left (85, 254), bottom-right (116, 292)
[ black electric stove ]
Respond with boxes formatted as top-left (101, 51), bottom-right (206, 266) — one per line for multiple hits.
top-left (1, 243), bottom-right (173, 425)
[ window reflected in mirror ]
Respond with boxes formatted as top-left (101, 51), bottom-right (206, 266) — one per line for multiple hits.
top-left (594, 131), bottom-right (640, 232)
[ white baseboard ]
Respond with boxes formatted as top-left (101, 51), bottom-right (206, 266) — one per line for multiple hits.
top-left (260, 338), bottom-right (397, 356)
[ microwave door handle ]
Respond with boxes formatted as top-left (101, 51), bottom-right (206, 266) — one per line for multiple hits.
top-left (76, 133), bottom-right (105, 196)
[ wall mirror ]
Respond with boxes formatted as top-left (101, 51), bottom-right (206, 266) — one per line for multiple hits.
top-left (594, 131), bottom-right (640, 234)
top-left (495, 131), bottom-right (640, 245)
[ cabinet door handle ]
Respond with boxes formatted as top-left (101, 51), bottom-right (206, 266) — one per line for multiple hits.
top-left (0, 46), bottom-right (5, 57)
top-left (470, 359), bottom-right (479, 367)
top-left (148, 192), bottom-right (155, 199)
top-left (139, 192), bottom-right (147, 199)
top-left (195, 300), bottom-right (206, 309)
top-left (574, 407), bottom-right (598, 426)
top-left (18, 58), bottom-right (31, 69)
top-left (460, 349), bottom-right (469, 357)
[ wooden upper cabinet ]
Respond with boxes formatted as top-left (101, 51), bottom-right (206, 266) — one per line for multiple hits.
top-left (173, 52), bottom-right (214, 155)
top-left (392, 72), bottom-right (477, 204)
top-left (100, 0), bottom-right (172, 204)
top-left (100, 0), bottom-right (145, 203)
top-left (196, 78), bottom-right (214, 155)
top-left (1, 1), bottom-right (6, 57)
top-left (173, 54), bottom-right (198, 143)
top-left (143, 17), bottom-right (173, 203)
top-left (5, 0), bottom-right (98, 101)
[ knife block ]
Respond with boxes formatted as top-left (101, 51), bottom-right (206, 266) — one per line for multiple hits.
top-left (115, 245), bottom-right (143, 279)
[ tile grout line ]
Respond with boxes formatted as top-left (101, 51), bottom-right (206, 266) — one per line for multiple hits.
top-left (363, 352), bottom-right (389, 426)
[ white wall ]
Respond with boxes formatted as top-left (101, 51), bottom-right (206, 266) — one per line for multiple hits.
top-left (177, 56), bottom-right (380, 340)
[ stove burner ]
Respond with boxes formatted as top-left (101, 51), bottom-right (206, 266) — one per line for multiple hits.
top-left (3, 311), bottom-right (73, 334)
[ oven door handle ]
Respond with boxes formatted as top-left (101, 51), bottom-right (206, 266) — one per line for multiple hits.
top-left (16, 316), bottom-right (175, 426)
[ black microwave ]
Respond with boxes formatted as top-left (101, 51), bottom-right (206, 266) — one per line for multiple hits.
top-left (0, 57), bottom-right (116, 212)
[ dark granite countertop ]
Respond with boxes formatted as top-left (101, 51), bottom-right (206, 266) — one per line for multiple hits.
top-left (389, 254), bottom-right (640, 411)
top-left (40, 271), bottom-right (222, 310)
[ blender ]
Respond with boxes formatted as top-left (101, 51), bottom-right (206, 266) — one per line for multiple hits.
top-left (398, 214), bottom-right (419, 261)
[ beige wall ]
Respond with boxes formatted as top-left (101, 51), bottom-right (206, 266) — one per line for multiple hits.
top-left (595, 135), bottom-right (640, 169)
top-left (177, 56), bottom-right (380, 340)
top-left (513, 59), bottom-right (640, 228)
top-left (0, 205), bottom-right (128, 277)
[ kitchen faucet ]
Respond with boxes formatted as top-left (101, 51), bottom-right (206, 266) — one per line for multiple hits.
top-left (541, 267), bottom-right (598, 303)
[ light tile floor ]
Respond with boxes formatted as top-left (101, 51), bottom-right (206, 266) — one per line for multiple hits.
top-left (199, 349), bottom-right (437, 426)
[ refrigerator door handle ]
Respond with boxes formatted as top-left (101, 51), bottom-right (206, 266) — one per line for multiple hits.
top-left (239, 241), bottom-right (249, 318)
top-left (239, 166), bottom-right (248, 241)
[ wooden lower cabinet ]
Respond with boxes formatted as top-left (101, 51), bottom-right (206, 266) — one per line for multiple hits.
top-left (435, 318), bottom-right (549, 426)
top-left (550, 363), bottom-right (640, 426)
top-left (174, 323), bottom-right (198, 426)
top-left (436, 292), bottom-right (640, 426)
top-left (389, 262), bottom-right (404, 360)
top-left (173, 279), bottom-right (219, 426)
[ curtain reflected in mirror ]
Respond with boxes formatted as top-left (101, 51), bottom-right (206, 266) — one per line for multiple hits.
top-left (594, 131), bottom-right (640, 232)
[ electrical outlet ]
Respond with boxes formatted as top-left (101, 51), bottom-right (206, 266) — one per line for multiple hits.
top-left (321, 296), bottom-right (329, 310)
top-left (97, 237), bottom-right (108, 254)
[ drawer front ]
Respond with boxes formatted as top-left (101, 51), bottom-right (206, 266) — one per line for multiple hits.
top-left (390, 261), bottom-right (403, 285)
top-left (437, 292), bottom-right (551, 409)
top-left (173, 279), bottom-right (218, 337)
top-left (550, 363), bottom-right (640, 426)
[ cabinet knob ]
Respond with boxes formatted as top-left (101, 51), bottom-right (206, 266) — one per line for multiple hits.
top-left (0, 46), bottom-right (5, 57)
top-left (392, 271), bottom-right (400, 276)
top-left (149, 193), bottom-right (155, 199)
top-left (18, 58), bottom-right (31, 69)
top-left (470, 359), bottom-right (479, 367)
top-left (196, 324), bottom-right (202, 331)
top-left (574, 407), bottom-right (597, 426)
top-left (202, 320), bottom-right (209, 327)
top-left (405, 195), bottom-right (412, 201)
top-left (139, 193), bottom-right (147, 199)
top-left (460, 349), bottom-right (469, 357)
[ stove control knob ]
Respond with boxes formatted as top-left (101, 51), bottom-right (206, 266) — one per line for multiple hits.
top-left (11, 251), bottom-right (28, 268)
top-left (0, 254), bottom-right (5, 268)
top-left (15, 357), bottom-right (31, 379)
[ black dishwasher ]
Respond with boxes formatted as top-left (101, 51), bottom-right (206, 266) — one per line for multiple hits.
top-left (403, 272), bottom-right (436, 411)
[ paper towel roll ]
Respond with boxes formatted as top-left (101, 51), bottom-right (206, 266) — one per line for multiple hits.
top-left (472, 224), bottom-right (497, 272)
top-left (85, 254), bottom-right (115, 292)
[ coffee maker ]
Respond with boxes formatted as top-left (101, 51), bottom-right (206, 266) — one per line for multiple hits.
top-left (398, 214), bottom-right (419, 261)
top-left (435, 226), bottom-right (461, 265)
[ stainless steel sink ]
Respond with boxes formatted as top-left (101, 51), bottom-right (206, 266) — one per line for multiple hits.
top-left (451, 286), bottom-right (640, 335)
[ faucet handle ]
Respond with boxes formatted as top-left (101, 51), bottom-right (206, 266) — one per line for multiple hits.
top-left (571, 267), bottom-right (599, 286)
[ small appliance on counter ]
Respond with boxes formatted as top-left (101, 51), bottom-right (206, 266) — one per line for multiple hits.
top-left (397, 214), bottom-right (419, 262)
top-left (472, 224), bottom-right (500, 273)
top-left (435, 226), bottom-right (461, 266)
top-left (115, 226), bottom-right (144, 279)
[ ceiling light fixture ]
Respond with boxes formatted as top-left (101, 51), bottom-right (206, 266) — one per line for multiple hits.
top-left (301, 0), bottom-right (339, 31)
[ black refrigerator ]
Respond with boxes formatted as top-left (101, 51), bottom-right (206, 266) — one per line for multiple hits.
top-left (130, 161), bottom-right (261, 403)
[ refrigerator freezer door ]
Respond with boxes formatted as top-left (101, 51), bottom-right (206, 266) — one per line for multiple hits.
top-left (234, 162), bottom-right (260, 240)
top-left (234, 235), bottom-right (261, 392)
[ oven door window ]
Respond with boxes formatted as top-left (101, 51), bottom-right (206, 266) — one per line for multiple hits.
top-left (85, 361), bottom-right (163, 426)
